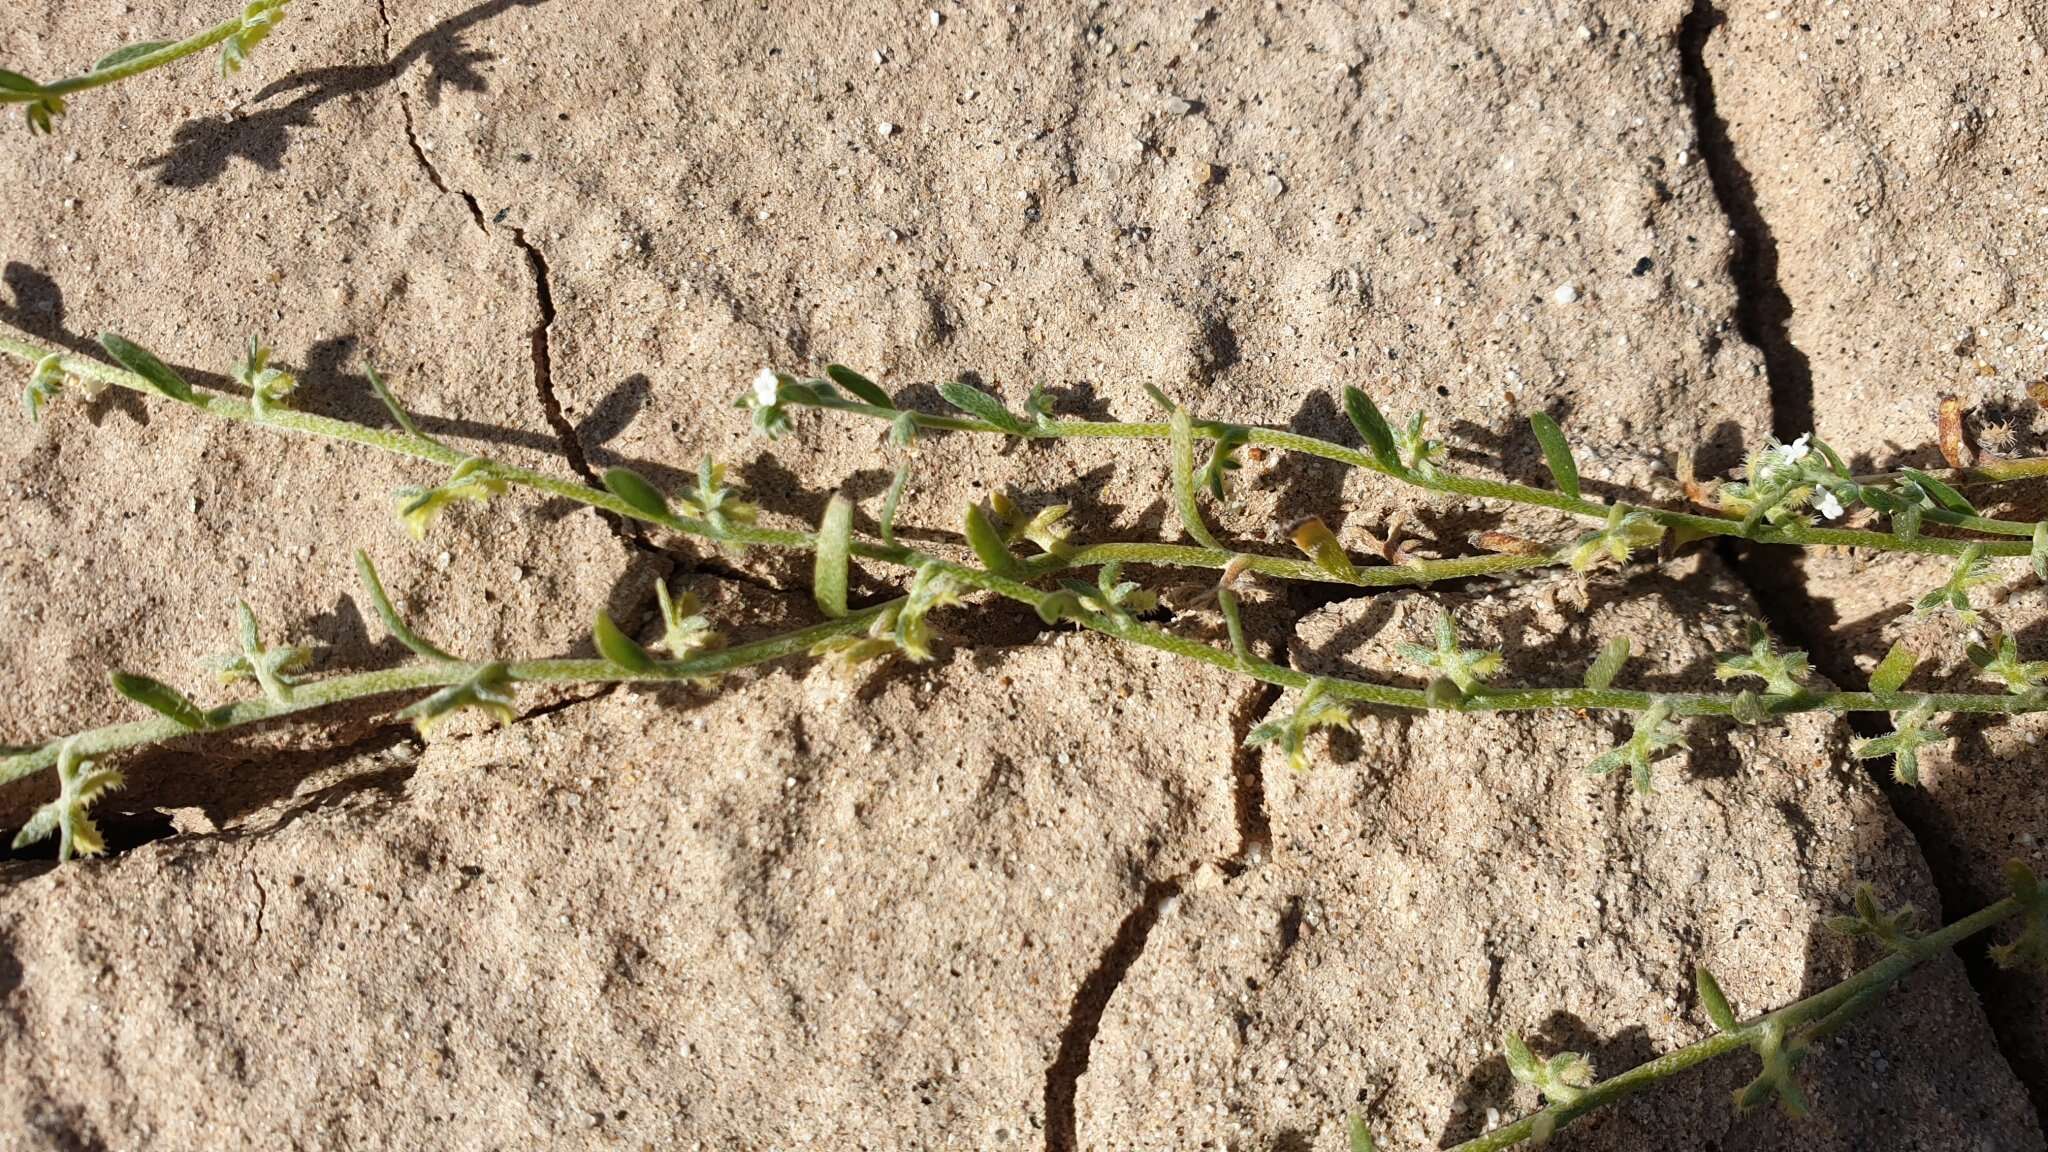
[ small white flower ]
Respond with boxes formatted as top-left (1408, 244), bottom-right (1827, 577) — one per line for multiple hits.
top-left (751, 368), bottom-right (780, 407)
top-left (1814, 489), bottom-right (1844, 520)
top-left (1778, 433), bottom-right (1811, 463)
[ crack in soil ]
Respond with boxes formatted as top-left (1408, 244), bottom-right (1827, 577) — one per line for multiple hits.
top-left (1680, 0), bottom-right (2043, 1122)
top-left (1043, 675), bottom-right (1281, 1150)
top-left (1679, 0), bottom-right (1814, 442)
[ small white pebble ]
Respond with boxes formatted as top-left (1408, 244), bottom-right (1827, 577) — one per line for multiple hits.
top-left (928, 9), bottom-right (942, 27)
top-left (1553, 283), bottom-right (1580, 305)
top-left (876, 121), bottom-right (898, 137)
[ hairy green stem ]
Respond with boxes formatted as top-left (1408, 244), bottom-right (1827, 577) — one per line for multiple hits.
top-left (0, 1), bottom-right (290, 109)
top-left (0, 606), bottom-right (890, 790)
top-left (1449, 895), bottom-right (2023, 1152)
top-left (792, 396), bottom-right (2048, 560)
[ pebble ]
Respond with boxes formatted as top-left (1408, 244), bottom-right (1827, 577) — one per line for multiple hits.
top-left (1553, 283), bottom-right (1580, 305)
top-left (1265, 173), bottom-right (1287, 196)
top-left (929, 9), bottom-right (942, 27)
top-left (876, 121), bottom-right (898, 137)
top-left (1164, 95), bottom-right (1195, 115)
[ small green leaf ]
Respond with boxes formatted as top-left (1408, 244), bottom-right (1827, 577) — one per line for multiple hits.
top-left (963, 503), bottom-right (1022, 578)
top-left (398, 662), bottom-right (517, 734)
top-left (98, 333), bottom-right (197, 404)
top-left (1218, 585), bottom-right (1249, 664)
top-left (593, 610), bottom-right (654, 672)
top-left (1900, 467), bottom-right (1976, 515)
top-left (1343, 386), bottom-right (1399, 471)
top-left (1171, 406), bottom-right (1224, 550)
top-left (2032, 522), bottom-right (2047, 582)
top-left (880, 462), bottom-right (910, 546)
top-left (1528, 411), bottom-right (1581, 499)
top-left (365, 361), bottom-right (438, 445)
top-left (1892, 501), bottom-right (1922, 541)
top-left (937, 381), bottom-right (1029, 434)
top-left (0, 70), bottom-right (40, 93)
top-left (824, 364), bottom-right (893, 409)
top-left (602, 466), bottom-right (670, 519)
top-left (814, 494), bottom-right (853, 618)
top-left (93, 41), bottom-right (175, 71)
top-left (111, 671), bottom-right (221, 731)
top-left (1584, 635), bottom-right (1631, 691)
top-left (1347, 1115), bottom-right (1377, 1152)
top-left (353, 551), bottom-right (458, 662)
top-left (1696, 966), bottom-right (1737, 1032)
top-left (1869, 642), bottom-right (1917, 695)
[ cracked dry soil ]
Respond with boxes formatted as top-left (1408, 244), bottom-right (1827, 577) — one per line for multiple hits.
top-left (3, 1), bottom-right (2048, 1149)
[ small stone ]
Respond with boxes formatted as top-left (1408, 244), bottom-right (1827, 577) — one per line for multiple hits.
top-left (876, 121), bottom-right (898, 137)
top-left (1164, 95), bottom-right (1195, 115)
top-left (929, 9), bottom-right (942, 27)
top-left (1553, 283), bottom-right (1580, 305)
top-left (1265, 173), bottom-right (1286, 196)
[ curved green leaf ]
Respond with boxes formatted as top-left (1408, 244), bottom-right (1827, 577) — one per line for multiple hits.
top-left (1901, 468), bottom-right (1976, 515)
top-left (1170, 406), bottom-right (1223, 550)
top-left (593, 610), bottom-right (654, 672)
top-left (813, 494), bottom-right (853, 618)
top-left (111, 671), bottom-right (218, 730)
top-left (1342, 386), bottom-right (1398, 471)
top-left (937, 381), bottom-right (1028, 434)
top-left (98, 332), bottom-right (197, 404)
top-left (1529, 411), bottom-right (1580, 499)
top-left (601, 466), bottom-right (669, 519)
top-left (94, 41), bottom-right (175, 71)
top-left (963, 503), bottom-right (1021, 578)
top-left (824, 364), bottom-right (893, 409)
top-left (1869, 642), bottom-right (1917, 695)
top-left (1584, 635), bottom-right (1631, 691)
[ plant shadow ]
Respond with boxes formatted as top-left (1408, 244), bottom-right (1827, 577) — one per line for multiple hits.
top-left (143, 0), bottom-right (551, 189)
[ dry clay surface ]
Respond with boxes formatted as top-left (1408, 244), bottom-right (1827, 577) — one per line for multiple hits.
top-left (0, 0), bottom-right (2045, 1149)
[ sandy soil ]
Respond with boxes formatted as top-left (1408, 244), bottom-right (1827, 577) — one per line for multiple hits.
top-left (0, 0), bottom-right (2044, 1149)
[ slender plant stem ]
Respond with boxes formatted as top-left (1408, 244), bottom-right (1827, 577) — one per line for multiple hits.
top-left (6, 328), bottom-right (2048, 776)
top-left (790, 396), bottom-right (2048, 560)
top-left (0, 605), bottom-right (892, 791)
top-left (1449, 896), bottom-right (2023, 1152)
top-left (0, 2), bottom-right (288, 102)
top-left (0, 332), bottom-right (1562, 589)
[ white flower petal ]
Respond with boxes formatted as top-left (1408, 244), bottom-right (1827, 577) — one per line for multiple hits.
top-left (751, 368), bottom-right (780, 407)
top-left (1815, 490), bottom-right (1843, 520)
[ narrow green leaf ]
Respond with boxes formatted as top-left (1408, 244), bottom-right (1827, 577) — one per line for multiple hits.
top-left (1218, 585), bottom-right (1250, 663)
top-left (363, 361), bottom-right (439, 445)
top-left (1170, 406), bottom-right (1224, 550)
top-left (111, 671), bottom-right (218, 731)
top-left (2032, 521), bottom-right (2047, 582)
top-left (963, 503), bottom-right (1021, 578)
top-left (1696, 966), bottom-right (1737, 1032)
top-left (98, 333), bottom-right (197, 404)
top-left (1892, 501), bottom-right (1922, 541)
top-left (937, 381), bottom-right (1028, 434)
top-left (353, 550), bottom-right (457, 662)
top-left (93, 41), bottom-right (174, 71)
top-left (1347, 1115), bottom-right (1378, 1152)
top-left (0, 70), bottom-right (39, 93)
top-left (1869, 642), bottom-right (1917, 695)
top-left (824, 364), bottom-right (893, 409)
top-left (880, 462), bottom-right (910, 546)
top-left (1528, 411), bottom-right (1581, 499)
top-left (592, 610), bottom-right (654, 672)
top-left (813, 494), bottom-right (853, 618)
top-left (1584, 635), bottom-right (1631, 691)
top-left (601, 467), bottom-right (670, 519)
top-left (1901, 468), bottom-right (1976, 515)
top-left (1342, 386), bottom-right (1398, 471)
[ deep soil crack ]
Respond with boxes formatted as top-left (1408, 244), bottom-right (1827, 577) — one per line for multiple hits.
top-left (1682, 1), bottom-right (2043, 1121)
